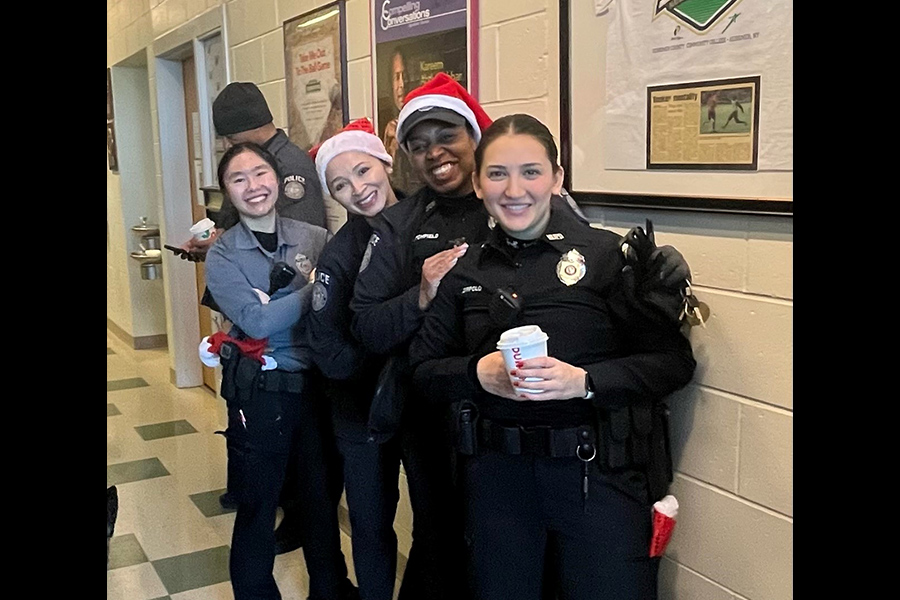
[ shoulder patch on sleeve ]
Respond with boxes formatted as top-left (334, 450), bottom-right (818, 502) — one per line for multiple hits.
top-left (283, 175), bottom-right (306, 199)
top-left (311, 281), bottom-right (328, 311)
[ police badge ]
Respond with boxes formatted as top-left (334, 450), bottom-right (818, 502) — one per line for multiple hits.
top-left (556, 249), bottom-right (586, 286)
top-left (294, 253), bottom-right (313, 278)
top-left (283, 175), bottom-right (306, 200)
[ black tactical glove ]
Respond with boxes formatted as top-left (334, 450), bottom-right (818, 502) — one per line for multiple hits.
top-left (650, 245), bottom-right (691, 290)
top-left (621, 220), bottom-right (690, 325)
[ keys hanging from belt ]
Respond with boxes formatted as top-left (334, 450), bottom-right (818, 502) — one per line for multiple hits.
top-left (576, 427), bottom-right (596, 503)
top-left (681, 281), bottom-right (711, 328)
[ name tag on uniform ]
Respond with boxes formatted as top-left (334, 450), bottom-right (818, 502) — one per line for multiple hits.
top-left (415, 233), bottom-right (439, 241)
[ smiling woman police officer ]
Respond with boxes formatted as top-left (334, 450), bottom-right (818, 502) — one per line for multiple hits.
top-left (408, 114), bottom-right (697, 600)
top-left (204, 142), bottom-right (355, 600)
top-left (306, 118), bottom-right (406, 600)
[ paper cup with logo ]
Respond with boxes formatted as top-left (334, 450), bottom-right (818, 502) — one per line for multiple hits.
top-left (190, 217), bottom-right (216, 241)
top-left (496, 325), bottom-right (549, 394)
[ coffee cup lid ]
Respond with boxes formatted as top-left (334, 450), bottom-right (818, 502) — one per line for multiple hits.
top-left (190, 218), bottom-right (216, 234)
top-left (496, 325), bottom-right (548, 349)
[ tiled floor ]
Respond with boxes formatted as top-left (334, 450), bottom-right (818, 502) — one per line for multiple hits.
top-left (107, 330), bottom-right (385, 600)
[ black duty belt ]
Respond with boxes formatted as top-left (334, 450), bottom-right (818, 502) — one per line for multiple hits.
top-left (478, 418), bottom-right (597, 460)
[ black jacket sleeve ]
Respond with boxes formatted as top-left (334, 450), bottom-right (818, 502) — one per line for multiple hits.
top-left (306, 237), bottom-right (370, 380)
top-left (350, 224), bottom-right (426, 355)
top-left (586, 279), bottom-right (696, 408)
top-left (409, 270), bottom-right (481, 403)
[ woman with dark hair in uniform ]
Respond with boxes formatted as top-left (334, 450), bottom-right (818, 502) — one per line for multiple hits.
top-left (409, 114), bottom-right (697, 600)
top-left (203, 142), bottom-right (356, 600)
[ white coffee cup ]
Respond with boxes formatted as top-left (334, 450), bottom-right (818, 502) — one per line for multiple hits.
top-left (496, 325), bottom-right (549, 394)
top-left (189, 217), bottom-right (216, 241)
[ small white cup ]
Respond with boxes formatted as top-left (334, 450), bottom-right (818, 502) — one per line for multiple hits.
top-left (189, 217), bottom-right (216, 241)
top-left (496, 325), bottom-right (549, 394)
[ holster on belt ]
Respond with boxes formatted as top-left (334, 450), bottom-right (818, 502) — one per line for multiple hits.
top-left (456, 401), bottom-right (479, 456)
top-left (218, 342), bottom-right (239, 402)
top-left (219, 342), bottom-right (263, 409)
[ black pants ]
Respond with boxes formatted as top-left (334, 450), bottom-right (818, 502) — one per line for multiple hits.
top-left (461, 451), bottom-right (658, 600)
top-left (396, 405), bottom-right (467, 600)
top-left (226, 380), bottom-right (348, 600)
top-left (336, 433), bottom-right (402, 600)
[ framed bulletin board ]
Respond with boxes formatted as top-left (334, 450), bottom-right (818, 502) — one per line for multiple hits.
top-left (559, 1), bottom-right (792, 215)
top-left (284, 1), bottom-right (349, 151)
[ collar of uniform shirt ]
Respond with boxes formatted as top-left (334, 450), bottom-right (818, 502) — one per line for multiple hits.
top-left (482, 198), bottom-right (589, 261)
top-left (425, 189), bottom-right (482, 215)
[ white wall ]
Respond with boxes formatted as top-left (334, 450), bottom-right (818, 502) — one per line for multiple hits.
top-left (108, 2), bottom-right (793, 598)
top-left (108, 63), bottom-right (168, 341)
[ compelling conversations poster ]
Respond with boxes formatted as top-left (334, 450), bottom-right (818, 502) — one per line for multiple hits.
top-left (371, 0), bottom-right (476, 194)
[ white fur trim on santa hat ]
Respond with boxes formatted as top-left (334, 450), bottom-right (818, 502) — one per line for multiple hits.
top-left (397, 94), bottom-right (482, 148)
top-left (315, 130), bottom-right (393, 198)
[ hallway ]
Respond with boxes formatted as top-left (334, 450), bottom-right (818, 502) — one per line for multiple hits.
top-left (106, 330), bottom-right (365, 599)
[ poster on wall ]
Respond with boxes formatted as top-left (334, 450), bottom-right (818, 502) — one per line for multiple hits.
top-left (603, 1), bottom-right (792, 171)
top-left (107, 68), bottom-right (119, 173)
top-left (284, 1), bottom-right (348, 152)
top-left (372, 0), bottom-right (477, 194)
top-left (647, 76), bottom-right (759, 170)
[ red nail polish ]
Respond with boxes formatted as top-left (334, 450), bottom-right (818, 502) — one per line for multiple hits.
top-left (515, 361), bottom-right (524, 368)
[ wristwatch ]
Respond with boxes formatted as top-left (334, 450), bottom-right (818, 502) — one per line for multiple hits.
top-left (583, 371), bottom-right (595, 400)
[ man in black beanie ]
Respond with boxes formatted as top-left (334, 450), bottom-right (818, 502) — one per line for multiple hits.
top-left (182, 82), bottom-right (328, 256)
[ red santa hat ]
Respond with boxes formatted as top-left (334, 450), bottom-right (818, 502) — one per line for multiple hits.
top-left (396, 73), bottom-right (493, 150)
top-left (311, 118), bottom-right (393, 197)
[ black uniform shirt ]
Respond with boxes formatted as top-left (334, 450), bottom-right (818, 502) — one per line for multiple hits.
top-left (217, 129), bottom-right (327, 230)
top-left (350, 187), bottom-right (593, 357)
top-left (350, 187), bottom-right (492, 356)
top-left (409, 200), bottom-right (697, 428)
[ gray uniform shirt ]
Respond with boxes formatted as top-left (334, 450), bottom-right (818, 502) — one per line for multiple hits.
top-left (216, 129), bottom-right (327, 230)
top-left (205, 216), bottom-right (332, 372)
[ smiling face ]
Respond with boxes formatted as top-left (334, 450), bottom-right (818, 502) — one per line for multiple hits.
top-left (222, 148), bottom-right (279, 219)
top-left (473, 133), bottom-right (563, 240)
top-left (405, 120), bottom-right (478, 197)
top-left (325, 151), bottom-right (397, 217)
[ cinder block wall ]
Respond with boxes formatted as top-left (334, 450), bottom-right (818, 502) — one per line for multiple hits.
top-left (107, 2), bottom-right (793, 599)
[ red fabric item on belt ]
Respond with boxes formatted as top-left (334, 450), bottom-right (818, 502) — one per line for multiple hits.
top-left (207, 331), bottom-right (269, 364)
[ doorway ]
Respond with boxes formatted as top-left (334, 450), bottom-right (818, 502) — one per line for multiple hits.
top-left (182, 55), bottom-right (217, 392)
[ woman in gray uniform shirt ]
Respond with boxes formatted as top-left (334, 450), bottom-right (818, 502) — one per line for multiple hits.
top-left (204, 142), bottom-right (356, 600)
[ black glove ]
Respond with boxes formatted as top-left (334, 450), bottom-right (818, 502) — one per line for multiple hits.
top-left (621, 220), bottom-right (689, 325)
top-left (648, 245), bottom-right (692, 290)
top-left (621, 221), bottom-right (691, 292)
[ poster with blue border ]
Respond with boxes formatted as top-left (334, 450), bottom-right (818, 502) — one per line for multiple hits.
top-left (372, 0), bottom-right (476, 194)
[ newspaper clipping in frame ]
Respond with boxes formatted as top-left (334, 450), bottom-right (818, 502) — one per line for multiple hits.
top-left (373, 0), bottom-right (472, 195)
top-left (647, 76), bottom-right (760, 170)
top-left (284, 2), bottom-right (347, 152)
top-left (604, 1), bottom-right (792, 172)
